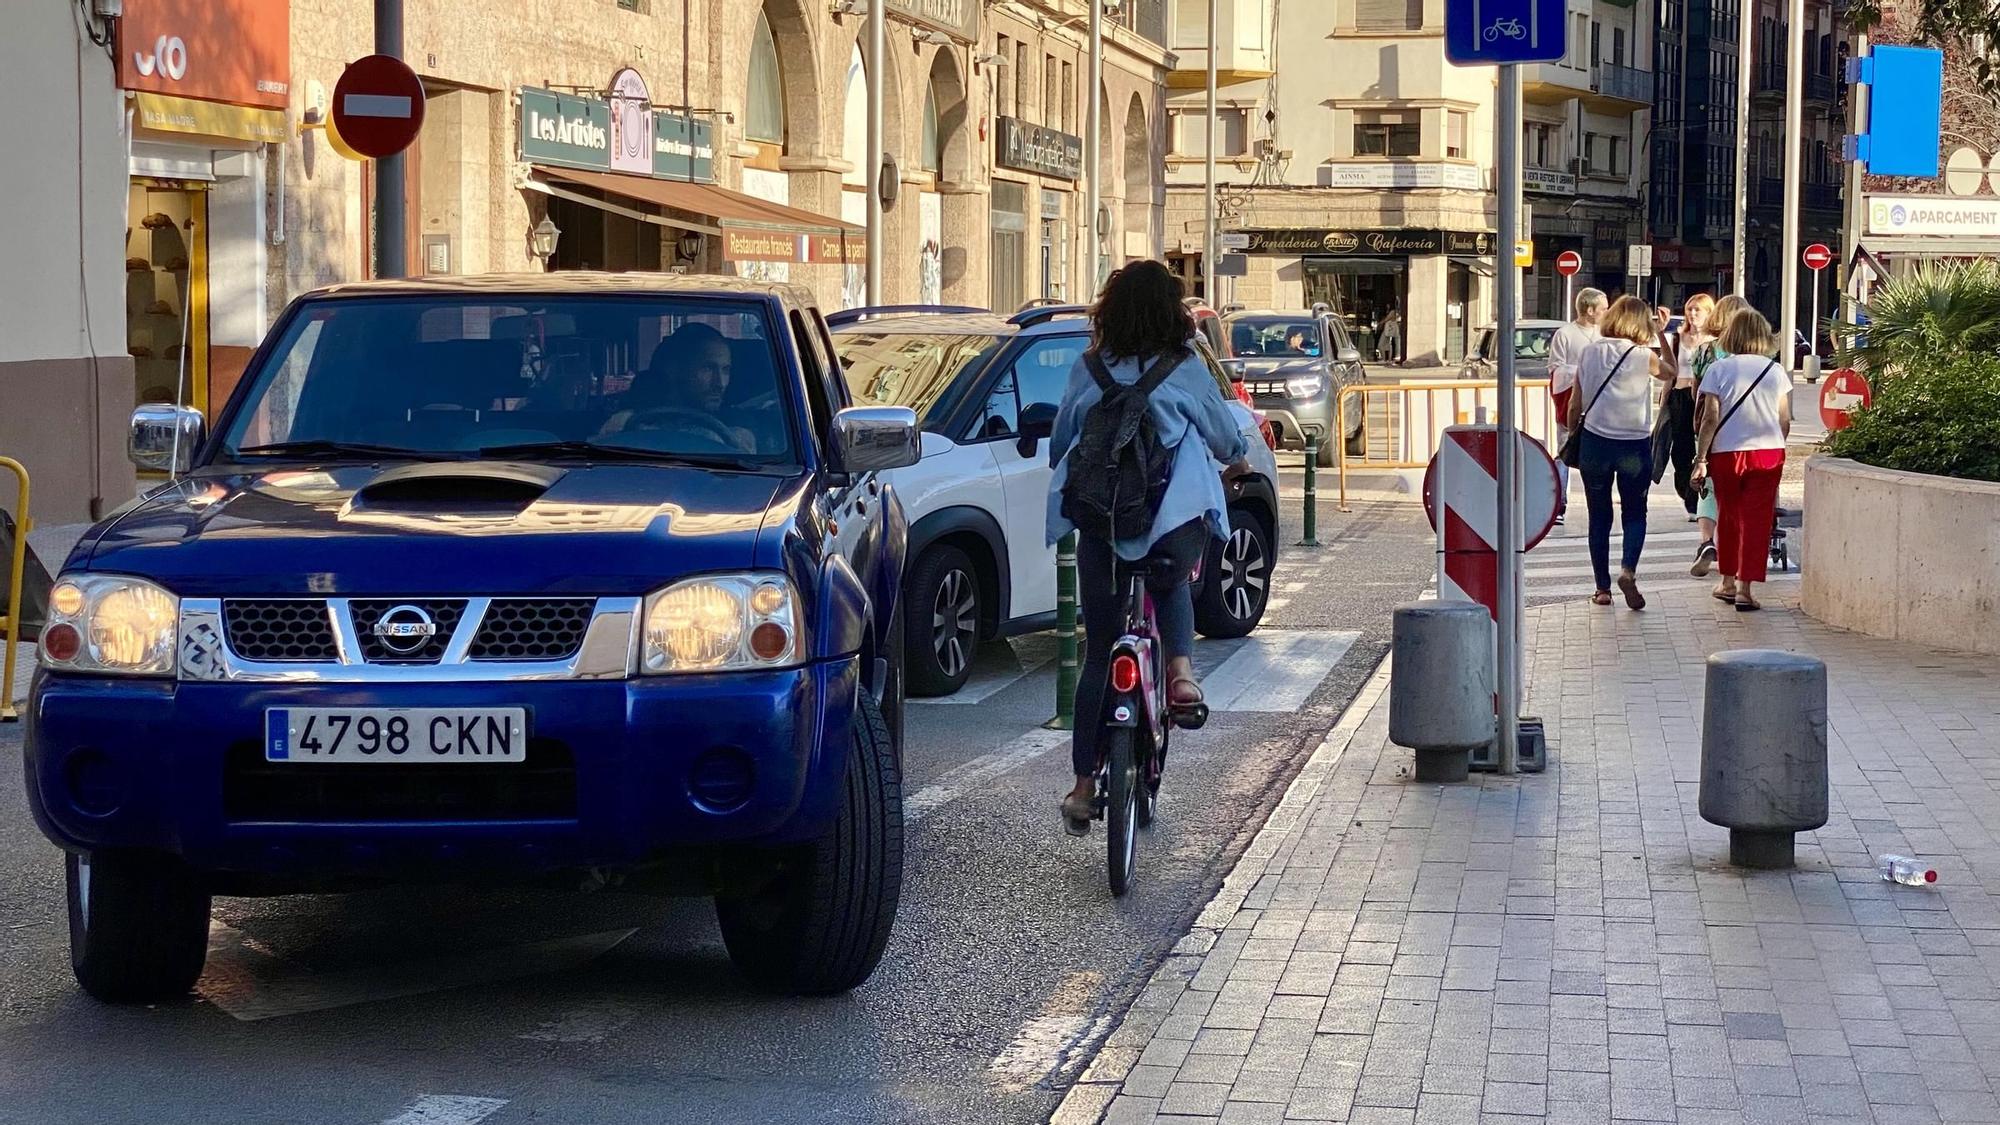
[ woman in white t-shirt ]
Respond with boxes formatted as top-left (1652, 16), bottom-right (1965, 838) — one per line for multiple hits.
top-left (1566, 296), bottom-right (1675, 609)
top-left (1691, 309), bottom-right (1791, 611)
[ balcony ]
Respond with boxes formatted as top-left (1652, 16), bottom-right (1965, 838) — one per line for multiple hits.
top-left (1806, 72), bottom-right (1835, 103)
top-left (1806, 181), bottom-right (1841, 211)
top-left (1754, 62), bottom-right (1786, 100)
top-left (1586, 63), bottom-right (1652, 110)
top-left (1751, 178), bottom-right (1841, 212)
top-left (1523, 60), bottom-right (1594, 105)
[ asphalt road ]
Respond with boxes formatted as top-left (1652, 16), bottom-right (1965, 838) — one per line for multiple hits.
top-left (0, 463), bottom-right (1432, 1125)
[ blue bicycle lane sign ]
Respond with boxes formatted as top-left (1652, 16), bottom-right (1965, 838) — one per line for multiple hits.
top-left (1445, 0), bottom-right (1567, 64)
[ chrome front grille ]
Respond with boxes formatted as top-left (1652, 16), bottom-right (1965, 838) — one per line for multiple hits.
top-left (1246, 380), bottom-right (1286, 396)
top-left (222, 600), bottom-right (340, 663)
top-left (349, 599), bottom-right (469, 664)
top-left (467, 599), bottom-right (597, 662)
top-left (198, 596), bottom-right (629, 680)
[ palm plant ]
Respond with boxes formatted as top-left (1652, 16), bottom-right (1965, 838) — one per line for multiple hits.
top-left (1829, 259), bottom-right (2000, 375)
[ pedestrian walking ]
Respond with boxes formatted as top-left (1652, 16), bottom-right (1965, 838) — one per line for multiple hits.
top-left (1660, 293), bottom-right (1714, 520)
top-left (1683, 293), bottom-right (1751, 576)
top-left (1691, 308), bottom-right (1790, 611)
top-left (1547, 287), bottom-right (1607, 526)
top-left (1376, 305), bottom-right (1402, 364)
top-left (1567, 295), bottom-right (1673, 609)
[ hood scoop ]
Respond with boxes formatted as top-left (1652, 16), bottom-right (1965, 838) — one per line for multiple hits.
top-left (349, 461), bottom-right (566, 510)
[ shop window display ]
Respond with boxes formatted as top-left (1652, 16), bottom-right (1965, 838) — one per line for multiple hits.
top-left (126, 183), bottom-right (207, 417)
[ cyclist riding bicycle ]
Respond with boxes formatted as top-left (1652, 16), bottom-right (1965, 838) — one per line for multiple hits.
top-left (1046, 261), bottom-right (1252, 835)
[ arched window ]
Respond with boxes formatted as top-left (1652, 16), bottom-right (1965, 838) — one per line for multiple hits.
top-left (920, 81), bottom-right (941, 173)
top-left (747, 10), bottom-right (785, 146)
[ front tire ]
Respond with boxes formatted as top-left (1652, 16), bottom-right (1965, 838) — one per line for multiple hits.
top-left (1105, 729), bottom-right (1139, 896)
top-left (715, 693), bottom-right (904, 995)
top-left (66, 851), bottom-right (211, 1004)
top-left (903, 544), bottom-right (980, 697)
top-left (1196, 508), bottom-right (1273, 639)
top-left (1313, 435), bottom-right (1338, 468)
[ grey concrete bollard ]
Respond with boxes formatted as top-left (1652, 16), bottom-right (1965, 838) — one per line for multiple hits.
top-left (1389, 602), bottom-right (1493, 782)
top-left (1698, 649), bottom-right (1829, 869)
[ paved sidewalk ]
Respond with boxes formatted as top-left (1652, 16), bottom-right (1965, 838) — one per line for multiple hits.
top-left (1055, 580), bottom-right (2000, 1124)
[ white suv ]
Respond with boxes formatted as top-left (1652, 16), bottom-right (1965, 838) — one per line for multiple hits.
top-left (831, 305), bottom-right (1282, 697)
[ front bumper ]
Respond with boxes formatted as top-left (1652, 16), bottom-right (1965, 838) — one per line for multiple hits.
top-left (23, 660), bottom-right (859, 885)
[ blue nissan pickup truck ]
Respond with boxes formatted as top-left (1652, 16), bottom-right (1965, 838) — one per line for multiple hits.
top-left (24, 274), bottom-right (919, 1001)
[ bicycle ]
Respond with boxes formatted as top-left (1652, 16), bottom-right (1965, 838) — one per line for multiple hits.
top-left (1092, 555), bottom-right (1209, 896)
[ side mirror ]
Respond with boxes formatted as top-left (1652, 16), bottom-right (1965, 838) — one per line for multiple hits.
top-left (128, 404), bottom-right (205, 474)
top-left (832, 405), bottom-right (921, 472)
top-left (1337, 347), bottom-right (1361, 364)
top-left (1016, 401), bottom-right (1058, 459)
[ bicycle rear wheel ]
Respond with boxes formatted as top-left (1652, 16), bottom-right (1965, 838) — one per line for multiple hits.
top-left (1135, 728), bottom-right (1160, 828)
top-left (1105, 729), bottom-right (1139, 895)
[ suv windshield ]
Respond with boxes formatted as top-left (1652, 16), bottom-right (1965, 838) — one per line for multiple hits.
top-left (833, 330), bottom-right (1004, 418)
top-left (220, 296), bottom-right (796, 464)
top-left (1228, 317), bottom-right (1323, 358)
top-left (1475, 326), bottom-right (1558, 362)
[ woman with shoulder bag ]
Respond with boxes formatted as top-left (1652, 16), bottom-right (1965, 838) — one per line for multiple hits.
top-left (1565, 296), bottom-right (1675, 609)
top-left (1683, 294), bottom-right (1750, 577)
top-left (1690, 309), bottom-right (1790, 611)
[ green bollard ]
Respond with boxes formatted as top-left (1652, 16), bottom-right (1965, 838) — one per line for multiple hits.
top-left (1300, 433), bottom-right (1321, 548)
top-left (1048, 531), bottom-right (1079, 730)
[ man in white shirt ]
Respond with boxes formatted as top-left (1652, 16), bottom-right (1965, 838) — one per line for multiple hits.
top-left (1547, 288), bottom-right (1606, 524)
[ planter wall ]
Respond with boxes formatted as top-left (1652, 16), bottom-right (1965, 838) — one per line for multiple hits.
top-left (1803, 457), bottom-right (2000, 654)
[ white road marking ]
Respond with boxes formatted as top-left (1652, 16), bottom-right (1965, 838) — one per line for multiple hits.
top-left (904, 727), bottom-right (1070, 822)
top-left (912, 634), bottom-right (1057, 706)
top-left (989, 970), bottom-right (1112, 1093)
top-left (200, 922), bottom-right (634, 1021)
top-left (379, 1094), bottom-right (509, 1125)
top-left (1196, 629), bottom-right (1359, 712)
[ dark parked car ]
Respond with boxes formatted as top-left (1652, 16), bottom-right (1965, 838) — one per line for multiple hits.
top-left (1222, 310), bottom-right (1369, 465)
top-left (1460, 320), bottom-right (1567, 381)
top-left (27, 274), bottom-right (920, 1002)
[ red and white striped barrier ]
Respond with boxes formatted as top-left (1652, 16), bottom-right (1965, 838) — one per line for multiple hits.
top-left (1422, 426), bottom-right (1560, 620)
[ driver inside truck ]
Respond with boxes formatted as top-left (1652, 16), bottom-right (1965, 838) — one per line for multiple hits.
top-left (600, 322), bottom-right (756, 452)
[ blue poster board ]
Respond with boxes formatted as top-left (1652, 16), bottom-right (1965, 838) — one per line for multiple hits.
top-left (1446, 0), bottom-right (1568, 65)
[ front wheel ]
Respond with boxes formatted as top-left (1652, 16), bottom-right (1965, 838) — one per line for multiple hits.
top-left (1196, 509), bottom-right (1273, 639)
top-left (1105, 729), bottom-right (1139, 896)
top-left (1314, 435), bottom-right (1339, 468)
top-left (715, 693), bottom-right (904, 994)
top-left (903, 544), bottom-right (981, 697)
top-left (66, 851), bottom-right (211, 1003)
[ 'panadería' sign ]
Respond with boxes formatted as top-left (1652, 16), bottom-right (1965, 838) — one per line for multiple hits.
top-left (1239, 228), bottom-right (1496, 256)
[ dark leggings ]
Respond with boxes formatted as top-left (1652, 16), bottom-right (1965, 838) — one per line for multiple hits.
top-left (1070, 520), bottom-right (1205, 776)
top-left (1578, 429), bottom-right (1652, 594)
top-left (1665, 386), bottom-right (1700, 514)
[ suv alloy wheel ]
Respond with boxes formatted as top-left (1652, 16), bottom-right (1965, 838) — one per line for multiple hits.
top-left (1195, 504), bottom-right (1273, 639)
top-left (903, 543), bottom-right (981, 696)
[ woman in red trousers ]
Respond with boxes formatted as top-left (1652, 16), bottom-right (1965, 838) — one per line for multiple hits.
top-left (1690, 310), bottom-right (1791, 611)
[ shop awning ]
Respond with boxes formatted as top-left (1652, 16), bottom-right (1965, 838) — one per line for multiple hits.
top-left (528, 166), bottom-right (863, 264)
top-left (132, 91), bottom-right (286, 146)
top-left (1448, 256), bottom-right (1497, 277)
top-left (1300, 257), bottom-right (1404, 276)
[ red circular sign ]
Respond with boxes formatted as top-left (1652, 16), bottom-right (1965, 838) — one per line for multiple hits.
top-left (1803, 243), bottom-right (1835, 271)
top-left (1819, 368), bottom-right (1872, 431)
top-left (1555, 250), bottom-right (1583, 277)
top-left (331, 55), bottom-right (427, 159)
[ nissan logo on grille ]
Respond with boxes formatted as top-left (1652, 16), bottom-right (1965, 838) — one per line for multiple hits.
top-left (371, 605), bottom-right (438, 655)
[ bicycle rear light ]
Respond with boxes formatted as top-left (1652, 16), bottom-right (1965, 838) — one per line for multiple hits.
top-left (1110, 653), bottom-right (1140, 693)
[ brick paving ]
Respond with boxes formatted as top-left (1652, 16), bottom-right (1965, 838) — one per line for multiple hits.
top-left (1055, 579), bottom-right (2000, 1124)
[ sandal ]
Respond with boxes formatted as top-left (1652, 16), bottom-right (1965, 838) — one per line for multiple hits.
top-left (1734, 594), bottom-right (1762, 613)
top-left (1591, 591), bottom-right (1613, 606)
top-left (1169, 676), bottom-right (1203, 708)
top-left (1061, 790), bottom-right (1094, 836)
top-left (1712, 587), bottom-right (1738, 603)
top-left (1616, 573), bottom-right (1646, 610)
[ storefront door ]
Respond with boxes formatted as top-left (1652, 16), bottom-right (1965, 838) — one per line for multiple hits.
top-left (1445, 261), bottom-right (1478, 364)
top-left (1303, 258), bottom-right (1405, 362)
top-left (991, 181), bottom-right (1028, 313)
top-left (126, 181), bottom-right (209, 417)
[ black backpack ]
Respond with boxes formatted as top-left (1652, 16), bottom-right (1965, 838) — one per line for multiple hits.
top-left (1060, 348), bottom-right (1184, 542)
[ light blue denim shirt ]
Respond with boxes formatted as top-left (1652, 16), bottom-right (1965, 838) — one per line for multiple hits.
top-left (1045, 347), bottom-right (1251, 560)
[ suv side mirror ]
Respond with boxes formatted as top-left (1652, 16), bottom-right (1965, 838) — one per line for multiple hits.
top-left (833, 406), bottom-right (921, 472)
top-left (129, 403), bottom-right (205, 474)
top-left (1016, 401), bottom-right (1058, 459)
top-left (1337, 345), bottom-right (1362, 365)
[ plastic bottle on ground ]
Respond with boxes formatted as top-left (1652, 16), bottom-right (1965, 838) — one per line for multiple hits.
top-left (1878, 855), bottom-right (1937, 886)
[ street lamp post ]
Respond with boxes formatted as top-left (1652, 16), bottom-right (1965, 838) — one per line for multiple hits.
top-left (1730, 0), bottom-right (1752, 297)
top-left (1779, 0), bottom-right (1805, 369)
top-left (1085, 0), bottom-right (1102, 295)
top-left (865, 0), bottom-right (885, 305)
top-left (1204, 0), bottom-right (1217, 303)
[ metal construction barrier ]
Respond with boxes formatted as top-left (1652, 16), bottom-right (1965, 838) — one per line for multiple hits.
top-left (1, 457), bottom-right (29, 722)
top-left (1334, 379), bottom-right (1561, 511)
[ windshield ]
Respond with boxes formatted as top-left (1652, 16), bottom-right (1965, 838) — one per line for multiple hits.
top-left (833, 330), bottom-right (1004, 418)
top-left (1228, 317), bottom-right (1323, 358)
top-left (1476, 326), bottom-right (1558, 361)
top-left (220, 296), bottom-right (796, 464)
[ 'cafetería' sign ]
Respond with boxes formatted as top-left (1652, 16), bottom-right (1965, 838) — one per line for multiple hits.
top-left (996, 117), bottom-right (1083, 181)
top-left (1238, 228), bottom-right (1496, 256)
top-left (886, 0), bottom-right (977, 41)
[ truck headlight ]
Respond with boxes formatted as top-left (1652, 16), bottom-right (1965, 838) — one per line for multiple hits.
top-left (1285, 373), bottom-right (1325, 398)
top-left (40, 574), bottom-right (180, 677)
top-left (641, 574), bottom-right (800, 673)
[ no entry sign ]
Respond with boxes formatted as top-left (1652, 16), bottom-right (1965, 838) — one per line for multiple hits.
top-left (1555, 250), bottom-right (1583, 277)
top-left (1819, 368), bottom-right (1872, 431)
top-left (1803, 243), bottom-right (1835, 271)
top-left (331, 55), bottom-right (426, 159)
top-left (1422, 427), bottom-right (1560, 618)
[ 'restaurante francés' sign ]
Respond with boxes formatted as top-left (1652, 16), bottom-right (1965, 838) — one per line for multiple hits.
top-left (1238, 228), bottom-right (1496, 257)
